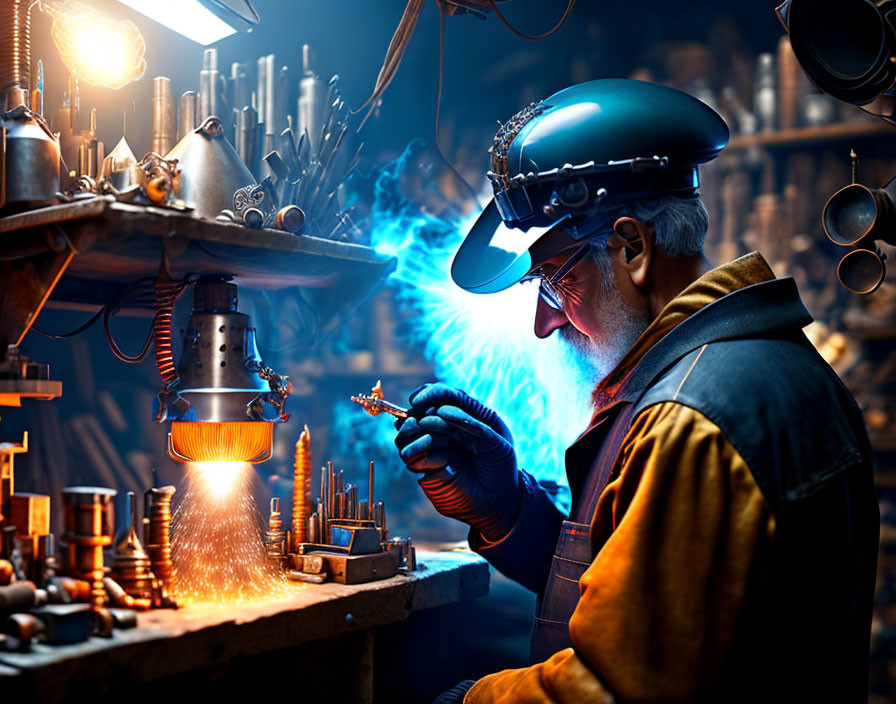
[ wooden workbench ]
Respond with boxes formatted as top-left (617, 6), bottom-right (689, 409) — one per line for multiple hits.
top-left (0, 550), bottom-right (489, 704)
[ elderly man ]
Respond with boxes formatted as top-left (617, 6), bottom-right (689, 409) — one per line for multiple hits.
top-left (395, 79), bottom-right (878, 703)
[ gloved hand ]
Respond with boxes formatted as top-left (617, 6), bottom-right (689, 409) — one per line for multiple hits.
top-left (395, 383), bottom-right (521, 541)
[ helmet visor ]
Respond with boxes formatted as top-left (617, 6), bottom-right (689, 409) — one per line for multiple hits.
top-left (451, 198), bottom-right (571, 293)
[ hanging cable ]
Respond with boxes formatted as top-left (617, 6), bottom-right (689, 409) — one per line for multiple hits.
top-left (434, 0), bottom-right (484, 208)
top-left (99, 276), bottom-right (156, 363)
top-left (103, 306), bottom-right (157, 363)
top-left (355, 0), bottom-right (426, 128)
top-left (32, 276), bottom-right (154, 340)
top-left (32, 307), bottom-right (105, 339)
top-left (487, 0), bottom-right (576, 41)
top-left (31, 271), bottom-right (194, 369)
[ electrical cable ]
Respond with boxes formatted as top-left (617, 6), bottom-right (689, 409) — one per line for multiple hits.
top-left (487, 0), bottom-right (576, 41)
top-left (434, 0), bottom-right (484, 208)
top-left (33, 273), bottom-right (195, 369)
top-left (31, 276), bottom-right (155, 340)
top-left (32, 307), bottom-right (105, 339)
top-left (103, 306), bottom-right (158, 363)
top-left (355, 0), bottom-right (426, 128)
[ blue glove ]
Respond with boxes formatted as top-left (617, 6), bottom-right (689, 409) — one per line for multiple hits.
top-left (395, 383), bottom-right (521, 541)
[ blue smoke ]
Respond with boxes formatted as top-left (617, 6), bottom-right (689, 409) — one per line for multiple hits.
top-left (333, 142), bottom-right (595, 507)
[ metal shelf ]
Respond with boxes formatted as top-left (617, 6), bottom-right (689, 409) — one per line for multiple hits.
top-left (725, 121), bottom-right (896, 151)
top-left (0, 197), bottom-right (396, 353)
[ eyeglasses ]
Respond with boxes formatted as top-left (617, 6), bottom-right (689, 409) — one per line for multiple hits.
top-left (522, 242), bottom-right (591, 310)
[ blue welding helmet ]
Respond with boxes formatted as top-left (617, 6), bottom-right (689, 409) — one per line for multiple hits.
top-left (451, 79), bottom-right (730, 294)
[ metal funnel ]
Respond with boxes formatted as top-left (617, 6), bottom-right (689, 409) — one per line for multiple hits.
top-left (165, 116), bottom-right (254, 220)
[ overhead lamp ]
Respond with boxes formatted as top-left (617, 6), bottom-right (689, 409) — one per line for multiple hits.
top-left (40, 1), bottom-right (146, 89)
top-left (776, 0), bottom-right (896, 110)
top-left (115, 0), bottom-right (259, 46)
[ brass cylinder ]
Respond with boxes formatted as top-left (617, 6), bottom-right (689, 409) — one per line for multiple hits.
top-left (143, 486), bottom-right (175, 590)
top-left (60, 487), bottom-right (116, 607)
top-left (293, 426), bottom-right (311, 544)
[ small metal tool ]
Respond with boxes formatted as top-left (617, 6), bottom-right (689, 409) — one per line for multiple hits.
top-left (351, 380), bottom-right (408, 419)
top-left (265, 497), bottom-right (288, 566)
top-left (351, 381), bottom-right (481, 440)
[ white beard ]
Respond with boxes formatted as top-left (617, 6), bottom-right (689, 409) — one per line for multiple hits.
top-left (558, 285), bottom-right (649, 389)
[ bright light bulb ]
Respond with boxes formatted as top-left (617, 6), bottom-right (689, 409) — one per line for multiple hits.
top-left (40, 0), bottom-right (146, 89)
top-left (191, 461), bottom-right (246, 498)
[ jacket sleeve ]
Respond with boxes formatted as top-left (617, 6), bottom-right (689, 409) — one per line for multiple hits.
top-left (464, 402), bottom-right (775, 704)
top-left (469, 469), bottom-right (566, 594)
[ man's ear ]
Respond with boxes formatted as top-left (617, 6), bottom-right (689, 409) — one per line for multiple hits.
top-left (612, 216), bottom-right (654, 287)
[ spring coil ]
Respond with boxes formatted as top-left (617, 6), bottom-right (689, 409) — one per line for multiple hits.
top-left (154, 281), bottom-right (181, 388)
top-left (0, 0), bottom-right (31, 96)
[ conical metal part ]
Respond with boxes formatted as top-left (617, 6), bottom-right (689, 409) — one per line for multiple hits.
top-left (103, 136), bottom-right (137, 172)
top-left (165, 115), bottom-right (255, 221)
top-left (111, 491), bottom-right (155, 600)
top-left (101, 136), bottom-right (139, 191)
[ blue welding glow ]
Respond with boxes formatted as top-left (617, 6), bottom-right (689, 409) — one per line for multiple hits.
top-left (334, 143), bottom-right (595, 503)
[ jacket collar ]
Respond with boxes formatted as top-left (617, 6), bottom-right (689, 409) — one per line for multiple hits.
top-left (621, 277), bottom-right (813, 400)
top-left (590, 253), bottom-right (812, 413)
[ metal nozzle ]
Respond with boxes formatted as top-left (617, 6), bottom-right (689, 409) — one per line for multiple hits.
top-left (155, 280), bottom-right (291, 462)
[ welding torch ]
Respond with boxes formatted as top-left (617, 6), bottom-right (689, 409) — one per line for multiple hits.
top-left (350, 392), bottom-right (409, 419)
top-left (350, 388), bottom-right (481, 438)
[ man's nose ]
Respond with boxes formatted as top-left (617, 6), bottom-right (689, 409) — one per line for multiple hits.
top-left (534, 295), bottom-right (569, 338)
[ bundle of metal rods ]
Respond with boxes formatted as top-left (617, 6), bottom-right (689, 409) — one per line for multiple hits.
top-left (190, 43), bottom-right (364, 242)
top-left (307, 460), bottom-right (385, 546)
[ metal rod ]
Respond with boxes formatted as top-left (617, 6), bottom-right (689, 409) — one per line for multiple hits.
top-left (307, 514), bottom-right (318, 544)
top-left (178, 91), bottom-right (197, 142)
top-left (347, 485), bottom-right (357, 519)
top-left (318, 499), bottom-right (324, 541)
top-left (236, 104), bottom-right (258, 175)
top-left (200, 49), bottom-right (219, 122)
top-left (231, 62), bottom-right (250, 117)
top-left (86, 138), bottom-right (98, 179)
top-left (152, 77), bottom-right (175, 156)
top-left (368, 460), bottom-right (374, 515)
top-left (327, 461), bottom-right (335, 543)
top-left (274, 64), bottom-right (290, 136)
top-left (263, 54), bottom-right (275, 134)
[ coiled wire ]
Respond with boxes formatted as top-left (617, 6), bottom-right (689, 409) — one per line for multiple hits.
top-left (0, 0), bottom-right (32, 95)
